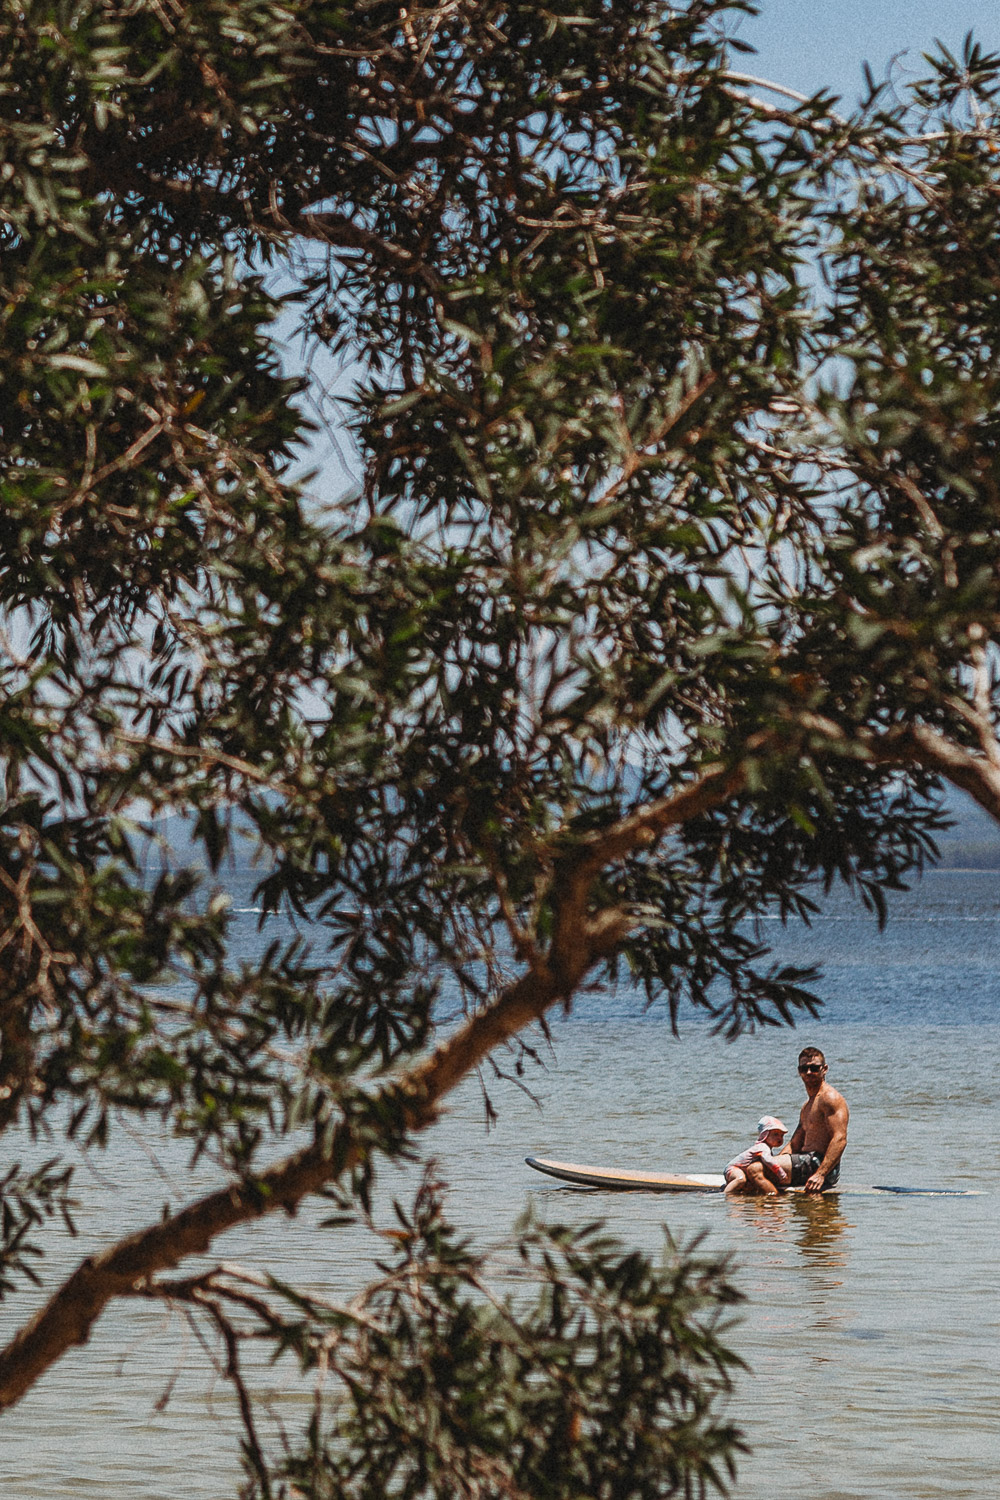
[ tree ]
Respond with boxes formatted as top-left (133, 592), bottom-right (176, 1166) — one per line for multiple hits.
top-left (1, 1), bottom-right (999, 1493)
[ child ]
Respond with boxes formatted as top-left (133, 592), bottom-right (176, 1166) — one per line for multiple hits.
top-left (723, 1115), bottom-right (790, 1196)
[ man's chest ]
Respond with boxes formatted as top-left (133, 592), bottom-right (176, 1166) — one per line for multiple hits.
top-left (801, 1098), bottom-right (830, 1134)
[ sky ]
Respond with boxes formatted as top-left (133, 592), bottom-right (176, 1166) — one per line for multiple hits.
top-left (738, 0), bottom-right (1000, 102)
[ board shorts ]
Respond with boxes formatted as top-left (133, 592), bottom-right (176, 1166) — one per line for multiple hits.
top-left (787, 1152), bottom-right (840, 1188)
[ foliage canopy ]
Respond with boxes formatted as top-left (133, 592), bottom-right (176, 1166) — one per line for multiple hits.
top-left (2, 1), bottom-right (1000, 1493)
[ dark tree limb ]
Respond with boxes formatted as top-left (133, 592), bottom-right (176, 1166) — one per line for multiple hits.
top-left (796, 712), bottom-right (1000, 825)
top-left (879, 724), bottom-right (1000, 825)
top-left (0, 757), bottom-right (745, 1412)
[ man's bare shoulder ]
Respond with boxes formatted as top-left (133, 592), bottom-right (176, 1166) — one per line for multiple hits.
top-left (819, 1081), bottom-right (849, 1117)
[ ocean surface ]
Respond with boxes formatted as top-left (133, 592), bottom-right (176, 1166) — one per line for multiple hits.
top-left (2, 870), bottom-right (998, 1499)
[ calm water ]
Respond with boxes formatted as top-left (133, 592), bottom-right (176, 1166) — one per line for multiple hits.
top-left (2, 871), bottom-right (998, 1499)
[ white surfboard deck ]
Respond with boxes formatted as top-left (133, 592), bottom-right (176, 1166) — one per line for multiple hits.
top-left (525, 1156), bottom-right (980, 1196)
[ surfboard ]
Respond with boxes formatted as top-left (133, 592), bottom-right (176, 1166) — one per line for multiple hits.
top-left (525, 1156), bottom-right (980, 1196)
top-left (526, 1156), bottom-right (724, 1191)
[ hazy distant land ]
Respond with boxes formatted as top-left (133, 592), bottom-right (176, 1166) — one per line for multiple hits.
top-left (933, 790), bottom-right (1000, 869)
top-left (144, 787), bottom-right (1000, 875)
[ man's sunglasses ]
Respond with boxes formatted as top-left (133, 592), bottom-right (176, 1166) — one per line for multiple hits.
top-left (798, 1063), bottom-right (824, 1074)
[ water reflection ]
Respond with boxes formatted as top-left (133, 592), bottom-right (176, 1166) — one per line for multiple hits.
top-left (722, 1189), bottom-right (851, 1300)
top-left (722, 1192), bottom-right (855, 1367)
top-left (789, 1193), bottom-right (851, 1275)
top-left (723, 1192), bottom-right (794, 1242)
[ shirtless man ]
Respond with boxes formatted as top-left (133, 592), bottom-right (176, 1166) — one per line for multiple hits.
top-left (777, 1046), bottom-right (849, 1192)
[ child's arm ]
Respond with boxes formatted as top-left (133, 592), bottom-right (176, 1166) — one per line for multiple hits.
top-left (756, 1144), bottom-right (790, 1184)
top-left (767, 1150), bottom-right (790, 1185)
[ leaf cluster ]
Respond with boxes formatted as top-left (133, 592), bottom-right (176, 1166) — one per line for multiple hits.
top-left (0, 1158), bottom-right (76, 1299)
top-left (228, 1173), bottom-right (746, 1500)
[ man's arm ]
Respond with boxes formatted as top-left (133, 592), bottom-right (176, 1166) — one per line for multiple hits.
top-left (806, 1096), bottom-right (849, 1193)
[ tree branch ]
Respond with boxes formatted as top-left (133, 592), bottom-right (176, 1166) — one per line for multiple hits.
top-left (798, 712), bottom-right (1000, 824)
top-left (878, 722), bottom-right (1000, 824)
top-left (0, 941), bottom-right (559, 1406)
top-left (7, 688), bottom-right (989, 1410)
top-left (292, 211), bottom-right (443, 291)
top-left (0, 749), bottom-right (759, 1411)
top-left (575, 750), bottom-right (759, 874)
